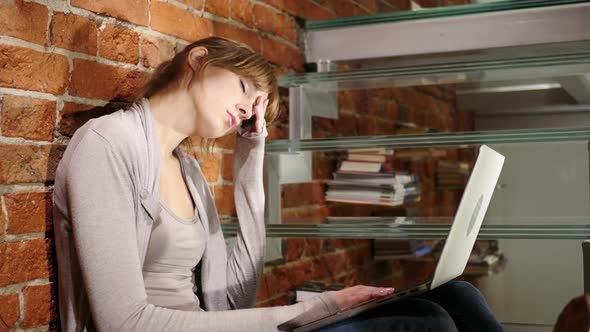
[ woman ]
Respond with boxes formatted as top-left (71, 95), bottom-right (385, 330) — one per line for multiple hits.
top-left (53, 37), bottom-right (502, 331)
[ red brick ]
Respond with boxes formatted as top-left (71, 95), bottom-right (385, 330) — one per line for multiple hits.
top-left (376, 119), bottom-right (395, 135)
top-left (151, 1), bottom-right (212, 41)
top-left (214, 184), bottom-right (235, 215)
top-left (71, 0), bottom-right (148, 26)
top-left (211, 21), bottom-right (260, 53)
top-left (356, 0), bottom-right (378, 13)
top-left (312, 117), bottom-right (334, 132)
top-left (276, 13), bottom-right (298, 43)
top-left (58, 102), bottom-right (92, 137)
top-left (141, 34), bottom-right (176, 68)
top-left (388, 0), bottom-right (411, 10)
top-left (304, 239), bottom-right (321, 257)
top-left (270, 266), bottom-right (293, 293)
top-left (50, 12), bottom-right (98, 55)
top-left (0, 144), bottom-right (65, 184)
top-left (1, 96), bottom-right (56, 141)
top-left (58, 101), bottom-right (124, 137)
top-left (282, 206), bottom-right (329, 221)
top-left (98, 24), bottom-right (140, 64)
top-left (0, 200), bottom-right (5, 236)
top-left (267, 126), bottom-right (287, 140)
top-left (261, 38), bottom-right (303, 71)
top-left (414, 0), bottom-right (439, 8)
top-left (5, 192), bottom-right (52, 234)
top-left (312, 153), bottom-right (336, 180)
top-left (326, 252), bottom-right (349, 274)
top-left (0, 293), bottom-right (19, 329)
top-left (357, 115), bottom-right (377, 135)
top-left (0, 239), bottom-right (52, 287)
top-left (321, 238), bottom-right (343, 253)
top-left (69, 59), bottom-right (148, 102)
top-left (0, 0), bottom-right (48, 46)
top-left (230, 0), bottom-right (255, 27)
top-left (205, 0), bottom-right (230, 17)
top-left (263, 271), bottom-right (281, 296)
top-left (0, 45), bottom-right (69, 94)
top-left (256, 274), bottom-right (269, 302)
top-left (22, 283), bottom-right (57, 328)
top-left (177, 0), bottom-right (205, 10)
top-left (252, 4), bottom-right (277, 34)
top-left (282, 183), bottom-right (324, 208)
top-left (286, 238), bottom-right (304, 262)
top-left (394, 88), bottom-right (437, 112)
top-left (322, 0), bottom-right (358, 17)
top-left (302, 1), bottom-right (336, 20)
top-left (289, 260), bottom-right (313, 288)
top-left (221, 153), bottom-right (233, 181)
top-left (265, 0), bottom-right (303, 17)
top-left (310, 257), bottom-right (330, 280)
top-left (193, 152), bottom-right (220, 182)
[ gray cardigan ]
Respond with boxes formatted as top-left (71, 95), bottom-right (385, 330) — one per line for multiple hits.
top-left (52, 98), bottom-right (339, 331)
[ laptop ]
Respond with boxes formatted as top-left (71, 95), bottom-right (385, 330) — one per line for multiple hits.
top-left (285, 145), bottom-right (505, 332)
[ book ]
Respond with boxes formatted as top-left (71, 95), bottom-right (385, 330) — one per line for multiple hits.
top-left (338, 160), bottom-right (383, 173)
top-left (347, 153), bottom-right (388, 163)
top-left (346, 147), bottom-right (395, 155)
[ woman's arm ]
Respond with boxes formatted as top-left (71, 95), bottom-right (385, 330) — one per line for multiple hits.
top-left (62, 129), bottom-right (339, 331)
top-left (226, 127), bottom-right (267, 308)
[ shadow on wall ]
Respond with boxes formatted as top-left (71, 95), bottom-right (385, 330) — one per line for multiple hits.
top-left (58, 101), bottom-right (132, 138)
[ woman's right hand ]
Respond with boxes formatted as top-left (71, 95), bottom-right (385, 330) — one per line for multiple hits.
top-left (326, 285), bottom-right (395, 310)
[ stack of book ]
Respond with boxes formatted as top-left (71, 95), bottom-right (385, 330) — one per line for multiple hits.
top-left (293, 281), bottom-right (345, 303)
top-left (373, 239), bottom-right (433, 260)
top-left (325, 149), bottom-right (421, 207)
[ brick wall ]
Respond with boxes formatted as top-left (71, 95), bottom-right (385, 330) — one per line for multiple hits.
top-left (0, 0), bottom-right (470, 330)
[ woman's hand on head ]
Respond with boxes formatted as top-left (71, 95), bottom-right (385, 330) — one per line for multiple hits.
top-left (244, 95), bottom-right (268, 134)
top-left (326, 285), bottom-right (395, 311)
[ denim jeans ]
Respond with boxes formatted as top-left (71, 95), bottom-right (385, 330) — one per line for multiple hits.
top-left (314, 281), bottom-right (505, 332)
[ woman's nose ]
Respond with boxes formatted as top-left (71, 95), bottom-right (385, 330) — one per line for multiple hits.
top-left (237, 104), bottom-right (253, 120)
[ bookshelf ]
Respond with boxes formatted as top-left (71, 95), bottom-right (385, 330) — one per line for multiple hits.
top-left (229, 0), bottom-right (590, 328)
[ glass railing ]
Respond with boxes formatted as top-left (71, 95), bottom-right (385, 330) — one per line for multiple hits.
top-left (279, 50), bottom-right (590, 89)
top-left (221, 222), bottom-right (590, 239)
top-left (305, 0), bottom-right (590, 30)
top-left (265, 127), bottom-right (590, 153)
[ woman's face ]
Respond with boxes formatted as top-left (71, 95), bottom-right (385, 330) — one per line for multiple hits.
top-left (187, 65), bottom-right (267, 138)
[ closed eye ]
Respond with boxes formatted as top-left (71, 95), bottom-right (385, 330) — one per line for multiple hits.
top-left (240, 79), bottom-right (246, 94)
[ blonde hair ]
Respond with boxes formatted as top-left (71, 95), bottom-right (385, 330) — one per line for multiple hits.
top-left (135, 37), bottom-right (279, 153)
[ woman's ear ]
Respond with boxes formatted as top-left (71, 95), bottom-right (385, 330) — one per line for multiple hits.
top-left (187, 46), bottom-right (208, 73)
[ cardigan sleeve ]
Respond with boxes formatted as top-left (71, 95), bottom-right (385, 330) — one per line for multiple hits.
top-left (225, 126), bottom-right (268, 309)
top-left (61, 128), bottom-right (339, 331)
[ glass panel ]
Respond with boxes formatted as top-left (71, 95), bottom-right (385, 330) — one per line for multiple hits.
top-left (255, 142), bottom-right (590, 234)
top-left (279, 50), bottom-right (590, 89)
top-left (306, 0), bottom-right (589, 30)
top-left (221, 223), bottom-right (590, 239)
top-left (265, 128), bottom-right (590, 153)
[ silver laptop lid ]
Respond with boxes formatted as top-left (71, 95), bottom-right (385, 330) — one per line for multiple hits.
top-left (431, 145), bottom-right (505, 289)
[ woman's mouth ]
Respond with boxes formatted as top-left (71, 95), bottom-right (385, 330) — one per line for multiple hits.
top-left (226, 111), bottom-right (236, 128)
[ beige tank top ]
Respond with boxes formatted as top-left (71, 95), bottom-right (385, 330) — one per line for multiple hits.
top-left (142, 170), bottom-right (206, 312)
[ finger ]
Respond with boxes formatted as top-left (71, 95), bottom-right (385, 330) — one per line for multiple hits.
top-left (252, 96), bottom-right (262, 133)
top-left (370, 287), bottom-right (395, 299)
top-left (256, 98), bottom-right (264, 133)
